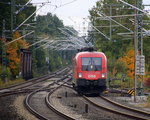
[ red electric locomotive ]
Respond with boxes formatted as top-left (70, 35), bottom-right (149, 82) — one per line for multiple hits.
top-left (72, 48), bottom-right (107, 95)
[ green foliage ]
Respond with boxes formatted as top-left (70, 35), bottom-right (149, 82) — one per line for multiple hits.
top-left (36, 13), bottom-right (64, 36)
top-left (144, 36), bottom-right (150, 72)
top-left (15, 0), bottom-right (36, 28)
top-left (35, 48), bottom-right (46, 68)
top-left (89, 0), bottom-right (150, 78)
top-left (33, 13), bottom-right (76, 75)
top-left (33, 49), bottom-right (72, 75)
top-left (0, 66), bottom-right (12, 82)
top-left (0, 0), bottom-right (11, 36)
top-left (0, 40), bottom-right (3, 64)
top-left (89, 0), bottom-right (134, 54)
top-left (0, 1), bottom-right (75, 80)
top-left (0, 0), bottom-right (36, 80)
top-left (49, 51), bottom-right (65, 72)
top-left (0, 0), bottom-right (36, 37)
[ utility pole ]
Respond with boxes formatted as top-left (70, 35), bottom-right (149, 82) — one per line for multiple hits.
top-left (136, 0), bottom-right (144, 95)
top-left (109, 4), bottom-right (112, 41)
top-left (2, 20), bottom-right (7, 82)
top-left (134, 6), bottom-right (137, 102)
top-left (11, 0), bottom-right (16, 32)
top-left (134, 0), bottom-right (144, 102)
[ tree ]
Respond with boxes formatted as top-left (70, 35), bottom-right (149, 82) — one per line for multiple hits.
top-left (0, 0), bottom-right (36, 37)
top-left (15, 0), bottom-right (36, 29)
top-left (35, 48), bottom-right (46, 68)
top-left (0, 38), bottom-right (4, 64)
top-left (0, 0), bottom-right (35, 79)
top-left (35, 13), bottom-right (64, 36)
top-left (0, 0), bottom-right (11, 37)
top-left (118, 49), bottom-right (135, 79)
top-left (88, 0), bottom-right (150, 79)
top-left (6, 31), bottom-right (29, 77)
top-left (0, 65), bottom-right (12, 82)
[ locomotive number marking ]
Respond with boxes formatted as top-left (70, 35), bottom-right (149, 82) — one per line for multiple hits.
top-left (88, 75), bottom-right (96, 78)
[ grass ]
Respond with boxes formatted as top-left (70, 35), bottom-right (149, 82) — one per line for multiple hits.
top-left (0, 78), bottom-right (25, 88)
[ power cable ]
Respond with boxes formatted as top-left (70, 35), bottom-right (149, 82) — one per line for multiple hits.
top-left (58, 0), bottom-right (77, 8)
top-left (15, 0), bottom-right (32, 14)
top-left (14, 3), bottom-right (46, 32)
top-left (5, 31), bottom-right (34, 46)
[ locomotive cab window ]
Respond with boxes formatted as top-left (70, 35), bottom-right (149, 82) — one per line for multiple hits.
top-left (81, 57), bottom-right (102, 71)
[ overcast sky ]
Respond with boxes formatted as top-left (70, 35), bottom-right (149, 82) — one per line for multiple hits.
top-left (31, 0), bottom-right (98, 35)
top-left (31, 0), bottom-right (150, 35)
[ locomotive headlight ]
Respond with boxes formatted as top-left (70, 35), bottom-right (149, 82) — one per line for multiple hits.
top-left (102, 73), bottom-right (105, 78)
top-left (78, 73), bottom-right (82, 78)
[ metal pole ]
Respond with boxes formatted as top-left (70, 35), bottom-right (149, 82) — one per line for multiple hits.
top-left (140, 0), bottom-right (144, 94)
top-left (118, 0), bottom-right (148, 14)
top-left (11, 0), bottom-right (15, 32)
top-left (97, 12), bottom-right (133, 33)
top-left (134, 1), bottom-right (138, 102)
top-left (109, 5), bottom-right (112, 41)
top-left (2, 20), bottom-right (7, 82)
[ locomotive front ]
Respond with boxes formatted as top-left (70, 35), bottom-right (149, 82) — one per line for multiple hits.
top-left (73, 51), bottom-right (107, 95)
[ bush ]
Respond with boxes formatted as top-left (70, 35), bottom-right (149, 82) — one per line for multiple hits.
top-left (0, 66), bottom-right (12, 82)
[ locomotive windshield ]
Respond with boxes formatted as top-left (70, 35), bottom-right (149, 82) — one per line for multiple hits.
top-left (81, 57), bottom-right (102, 71)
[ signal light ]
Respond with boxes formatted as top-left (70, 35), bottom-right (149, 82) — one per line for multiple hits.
top-left (78, 73), bottom-right (82, 78)
top-left (102, 73), bottom-right (105, 78)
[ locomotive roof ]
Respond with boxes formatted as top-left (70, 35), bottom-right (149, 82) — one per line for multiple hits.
top-left (75, 51), bottom-right (106, 59)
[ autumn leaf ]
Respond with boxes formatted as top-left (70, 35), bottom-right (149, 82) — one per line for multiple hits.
top-left (6, 31), bottom-right (29, 75)
top-left (118, 49), bottom-right (135, 79)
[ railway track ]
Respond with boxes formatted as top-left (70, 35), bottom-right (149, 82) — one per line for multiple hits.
top-left (0, 67), bottom-right (72, 119)
top-left (42, 82), bottom-right (150, 120)
top-left (25, 74), bottom-right (74, 120)
top-left (83, 95), bottom-right (150, 120)
top-left (1, 68), bottom-right (149, 120)
top-left (43, 83), bottom-right (149, 120)
top-left (0, 67), bottom-right (70, 97)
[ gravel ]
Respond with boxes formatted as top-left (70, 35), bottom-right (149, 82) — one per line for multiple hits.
top-left (13, 95), bottom-right (37, 120)
top-left (0, 94), bottom-right (38, 120)
top-left (105, 95), bottom-right (150, 112)
top-left (0, 95), bottom-right (25, 120)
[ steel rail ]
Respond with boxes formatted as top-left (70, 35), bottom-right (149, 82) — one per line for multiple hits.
top-left (25, 90), bottom-right (49, 120)
top-left (45, 77), bottom-right (75, 120)
top-left (0, 67), bottom-right (70, 94)
top-left (47, 84), bottom-right (149, 120)
top-left (0, 90), bottom-right (31, 97)
top-left (25, 74), bottom-right (73, 120)
top-left (101, 96), bottom-right (150, 116)
top-left (83, 96), bottom-right (150, 120)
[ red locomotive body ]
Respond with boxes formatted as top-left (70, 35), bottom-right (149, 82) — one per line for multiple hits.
top-left (73, 51), bottom-right (107, 94)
